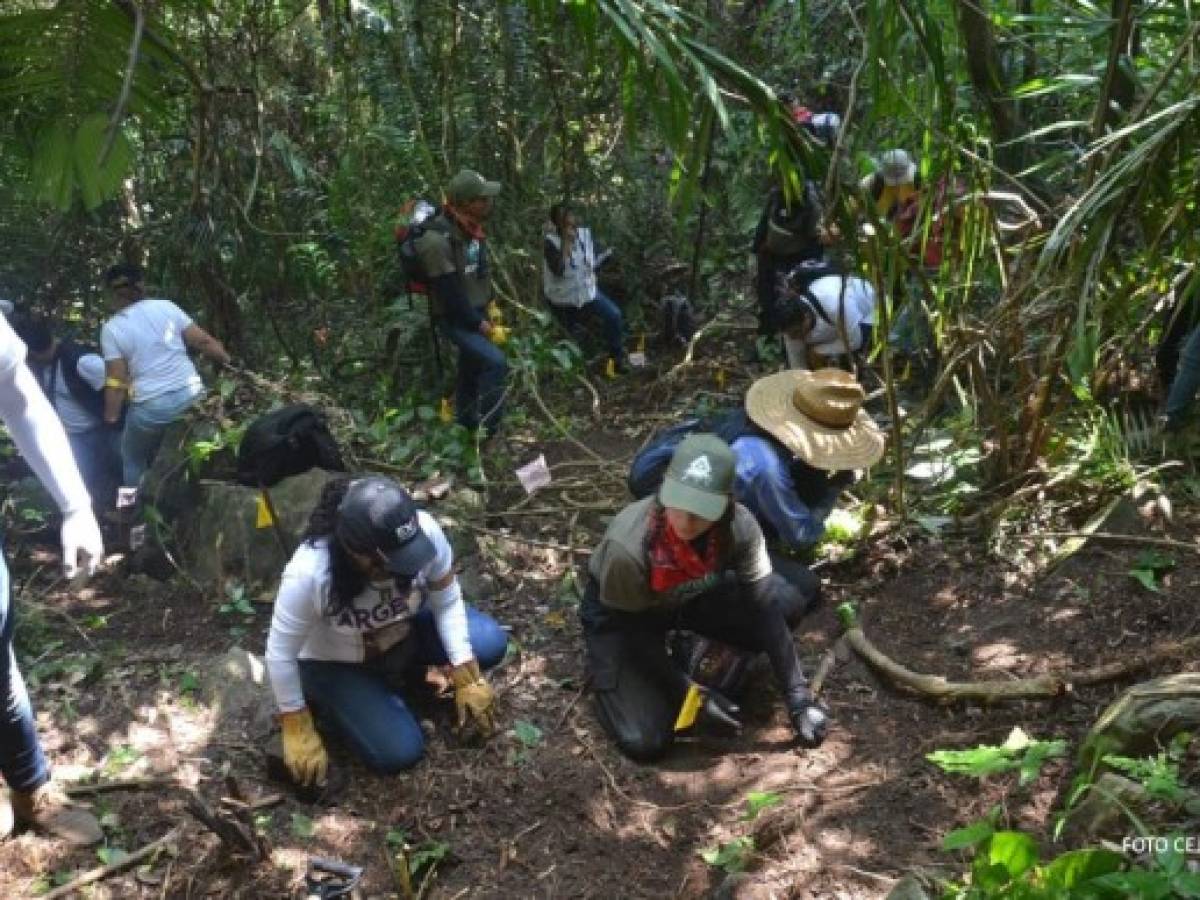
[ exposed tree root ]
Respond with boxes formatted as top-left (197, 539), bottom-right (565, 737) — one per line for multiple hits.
top-left (837, 603), bottom-right (1200, 703)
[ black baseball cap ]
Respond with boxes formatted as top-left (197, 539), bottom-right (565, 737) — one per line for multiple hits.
top-left (334, 477), bottom-right (436, 577)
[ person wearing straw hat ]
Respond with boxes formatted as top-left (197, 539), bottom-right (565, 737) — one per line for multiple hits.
top-left (582, 434), bottom-right (829, 762)
top-left (629, 369), bottom-right (885, 569)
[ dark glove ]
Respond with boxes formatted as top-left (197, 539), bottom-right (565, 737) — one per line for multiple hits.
top-left (790, 700), bottom-right (830, 748)
top-left (700, 689), bottom-right (743, 733)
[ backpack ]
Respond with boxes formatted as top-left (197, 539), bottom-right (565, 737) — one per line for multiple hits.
top-left (661, 293), bottom-right (696, 347)
top-left (763, 182), bottom-right (823, 258)
top-left (235, 404), bottom-right (346, 489)
top-left (49, 340), bottom-right (108, 422)
top-left (394, 199), bottom-right (440, 287)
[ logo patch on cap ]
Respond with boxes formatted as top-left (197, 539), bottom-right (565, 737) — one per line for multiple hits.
top-left (394, 518), bottom-right (419, 543)
top-left (682, 455), bottom-right (713, 486)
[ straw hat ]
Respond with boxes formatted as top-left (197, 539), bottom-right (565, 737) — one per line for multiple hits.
top-left (746, 369), bottom-right (886, 470)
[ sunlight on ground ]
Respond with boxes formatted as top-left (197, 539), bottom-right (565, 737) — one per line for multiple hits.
top-left (971, 641), bottom-right (1027, 671)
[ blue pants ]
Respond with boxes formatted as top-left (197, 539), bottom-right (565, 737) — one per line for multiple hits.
top-left (298, 606), bottom-right (508, 773)
top-left (68, 427), bottom-right (123, 509)
top-left (0, 548), bottom-right (50, 793)
top-left (121, 386), bottom-right (201, 488)
top-left (440, 323), bottom-right (507, 433)
top-left (1165, 326), bottom-right (1200, 427)
top-left (551, 290), bottom-right (626, 359)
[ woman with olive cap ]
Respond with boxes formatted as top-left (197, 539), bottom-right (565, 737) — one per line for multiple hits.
top-left (265, 476), bottom-right (508, 782)
top-left (581, 434), bottom-right (828, 762)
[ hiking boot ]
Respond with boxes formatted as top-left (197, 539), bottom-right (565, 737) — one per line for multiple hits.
top-left (10, 783), bottom-right (103, 846)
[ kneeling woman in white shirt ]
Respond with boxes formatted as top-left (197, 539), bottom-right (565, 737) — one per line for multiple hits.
top-left (265, 476), bottom-right (507, 783)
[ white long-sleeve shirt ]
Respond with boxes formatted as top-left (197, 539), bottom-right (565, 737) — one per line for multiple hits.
top-left (0, 313), bottom-right (92, 516)
top-left (264, 511), bottom-right (472, 712)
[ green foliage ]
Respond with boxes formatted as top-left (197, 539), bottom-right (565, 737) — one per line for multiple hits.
top-left (290, 812), bottom-right (315, 838)
top-left (1128, 551), bottom-right (1176, 594)
top-left (102, 745), bottom-right (142, 777)
top-left (699, 835), bottom-right (754, 875)
top-left (513, 720), bottom-right (543, 749)
top-left (927, 728), bottom-right (1067, 787)
top-left (387, 829), bottom-right (451, 883)
top-left (742, 791), bottom-right (782, 821)
top-left (1103, 733), bottom-right (1193, 805)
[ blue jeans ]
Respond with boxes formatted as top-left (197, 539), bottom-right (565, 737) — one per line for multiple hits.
top-left (298, 605), bottom-right (508, 773)
top-left (68, 427), bottom-right (123, 509)
top-left (553, 290), bottom-right (626, 359)
top-left (1165, 326), bottom-right (1200, 427)
top-left (121, 386), bottom-right (201, 488)
top-left (0, 547), bottom-right (50, 793)
top-left (440, 323), bottom-right (507, 433)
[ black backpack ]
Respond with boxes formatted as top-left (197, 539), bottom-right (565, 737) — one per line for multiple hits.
top-left (661, 293), bottom-right (696, 347)
top-left (50, 340), bottom-right (110, 423)
top-left (236, 404), bottom-right (346, 489)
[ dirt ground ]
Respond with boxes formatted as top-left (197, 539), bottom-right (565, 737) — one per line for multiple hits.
top-left (3, 332), bottom-right (1199, 899)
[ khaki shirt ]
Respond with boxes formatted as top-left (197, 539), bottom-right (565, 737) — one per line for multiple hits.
top-left (588, 496), bottom-right (772, 614)
top-left (412, 215), bottom-right (491, 312)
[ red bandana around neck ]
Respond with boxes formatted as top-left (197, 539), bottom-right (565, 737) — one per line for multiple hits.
top-left (648, 506), bottom-right (721, 594)
top-left (444, 203), bottom-right (486, 240)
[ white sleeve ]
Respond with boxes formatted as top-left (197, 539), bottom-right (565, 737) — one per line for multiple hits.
top-left (77, 354), bottom-right (107, 391)
top-left (0, 316), bottom-right (92, 515)
top-left (100, 322), bottom-right (122, 361)
top-left (265, 551), bottom-right (325, 712)
top-left (418, 514), bottom-right (472, 664)
top-left (428, 578), bottom-right (473, 665)
top-left (167, 300), bottom-right (195, 330)
top-left (418, 512), bottom-right (454, 582)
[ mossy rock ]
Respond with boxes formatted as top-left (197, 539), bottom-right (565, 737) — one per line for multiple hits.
top-left (1079, 674), bottom-right (1200, 774)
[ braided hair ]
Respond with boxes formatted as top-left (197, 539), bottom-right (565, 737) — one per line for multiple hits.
top-left (301, 476), bottom-right (367, 618)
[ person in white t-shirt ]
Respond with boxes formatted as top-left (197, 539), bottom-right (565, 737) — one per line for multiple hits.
top-left (777, 269), bottom-right (877, 370)
top-left (99, 263), bottom-right (231, 489)
top-left (265, 476), bottom-right (508, 784)
top-left (14, 319), bottom-right (122, 509)
top-left (0, 311), bottom-right (105, 845)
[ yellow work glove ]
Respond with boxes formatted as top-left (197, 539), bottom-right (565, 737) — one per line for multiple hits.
top-left (488, 324), bottom-right (509, 346)
top-left (450, 659), bottom-right (496, 737)
top-left (279, 708), bottom-right (328, 787)
top-left (486, 301), bottom-right (504, 324)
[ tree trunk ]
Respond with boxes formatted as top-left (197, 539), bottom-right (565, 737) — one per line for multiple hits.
top-left (953, 0), bottom-right (1023, 169)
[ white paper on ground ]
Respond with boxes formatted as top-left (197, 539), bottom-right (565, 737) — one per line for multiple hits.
top-left (515, 454), bottom-right (552, 495)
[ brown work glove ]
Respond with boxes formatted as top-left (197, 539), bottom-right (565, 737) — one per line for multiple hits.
top-left (279, 708), bottom-right (329, 786)
top-left (450, 659), bottom-right (496, 737)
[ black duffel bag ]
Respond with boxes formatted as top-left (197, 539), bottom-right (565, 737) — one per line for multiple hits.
top-left (236, 404), bottom-right (346, 489)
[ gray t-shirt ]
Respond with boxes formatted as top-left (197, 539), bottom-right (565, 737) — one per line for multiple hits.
top-left (588, 495), bottom-right (772, 614)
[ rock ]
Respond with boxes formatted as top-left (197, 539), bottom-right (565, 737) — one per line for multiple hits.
top-left (206, 647), bottom-right (275, 740)
top-left (1079, 674), bottom-right (1200, 773)
top-left (177, 467), bottom-right (340, 592)
top-left (1065, 773), bottom-right (1147, 839)
top-left (885, 874), bottom-right (933, 900)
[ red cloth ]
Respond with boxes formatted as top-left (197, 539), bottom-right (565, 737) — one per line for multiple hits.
top-left (647, 506), bottom-right (721, 594)
top-left (443, 203), bottom-right (487, 241)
